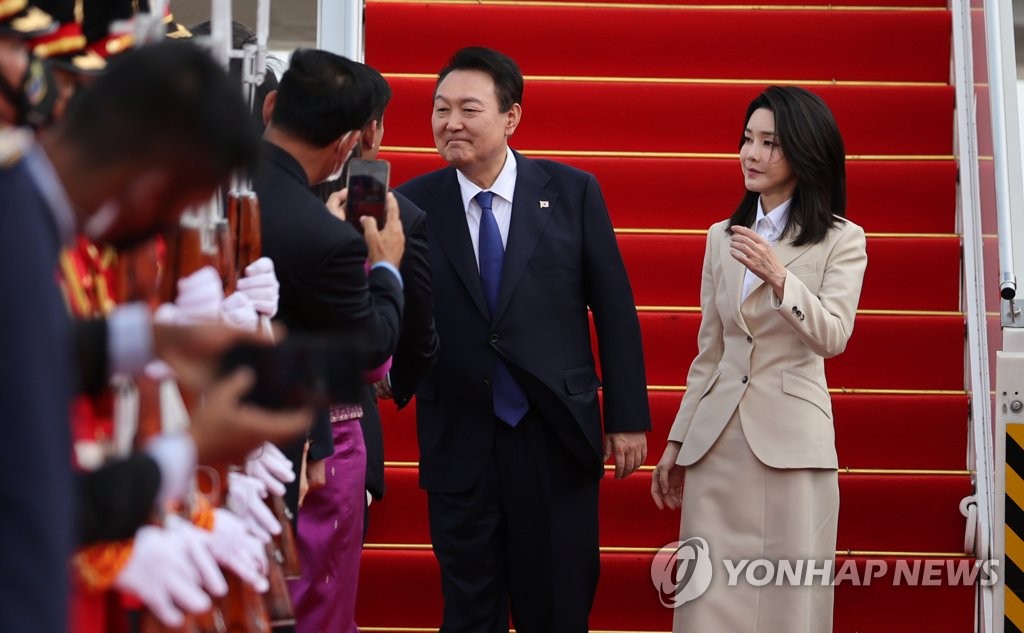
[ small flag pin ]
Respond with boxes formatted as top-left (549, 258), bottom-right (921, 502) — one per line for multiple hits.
top-left (539, 200), bottom-right (549, 208)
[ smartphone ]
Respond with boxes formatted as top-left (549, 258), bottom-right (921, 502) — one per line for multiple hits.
top-left (344, 159), bottom-right (390, 234)
top-left (219, 334), bottom-right (365, 410)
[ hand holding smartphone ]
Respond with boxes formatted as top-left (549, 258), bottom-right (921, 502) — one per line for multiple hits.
top-left (344, 159), bottom-right (390, 235)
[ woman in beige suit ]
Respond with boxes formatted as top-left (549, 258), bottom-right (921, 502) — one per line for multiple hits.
top-left (651, 86), bottom-right (867, 632)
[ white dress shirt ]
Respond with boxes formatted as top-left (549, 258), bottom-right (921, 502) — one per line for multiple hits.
top-left (741, 196), bottom-right (791, 302)
top-left (456, 146), bottom-right (517, 270)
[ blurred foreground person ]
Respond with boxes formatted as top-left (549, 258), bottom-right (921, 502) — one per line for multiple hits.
top-left (0, 40), bottom-right (310, 633)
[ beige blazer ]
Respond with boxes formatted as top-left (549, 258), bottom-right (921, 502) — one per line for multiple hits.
top-left (668, 217), bottom-right (868, 469)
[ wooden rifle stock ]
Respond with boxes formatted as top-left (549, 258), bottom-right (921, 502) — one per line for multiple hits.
top-left (213, 219), bottom-right (237, 295)
top-left (236, 193), bottom-right (262, 271)
top-left (116, 240), bottom-right (162, 307)
top-left (230, 188), bottom-right (303, 588)
top-left (208, 197), bottom-right (293, 630)
top-left (270, 496), bottom-right (301, 578)
top-left (159, 220), bottom-right (208, 305)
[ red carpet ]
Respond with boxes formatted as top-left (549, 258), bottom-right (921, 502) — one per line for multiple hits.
top-left (381, 391), bottom-right (970, 471)
top-left (615, 233), bottom-right (962, 310)
top-left (366, 4), bottom-right (951, 82)
top-left (365, 466), bottom-right (971, 553)
top-left (382, 78), bottom-right (953, 156)
top-left (385, 154), bottom-right (959, 234)
top-left (358, 550), bottom-right (974, 631)
top-left (362, 0), bottom-right (971, 630)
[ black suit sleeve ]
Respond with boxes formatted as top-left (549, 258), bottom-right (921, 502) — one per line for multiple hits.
top-left (73, 318), bottom-right (110, 395)
top-left (76, 454), bottom-right (161, 545)
top-left (580, 174), bottom-right (652, 433)
top-left (302, 236), bottom-right (404, 370)
top-left (389, 199), bottom-right (439, 408)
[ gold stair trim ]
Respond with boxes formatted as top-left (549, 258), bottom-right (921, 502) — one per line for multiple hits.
top-left (363, 629), bottom-right (671, 633)
top-left (381, 385), bottom-right (964, 395)
top-left (646, 385), bottom-right (967, 395)
top-left (369, 0), bottom-right (946, 12)
top-left (633, 306), bottom-right (963, 317)
top-left (383, 71), bottom-right (947, 88)
top-left (614, 228), bottom-right (961, 238)
top-left (382, 461), bottom-right (970, 476)
top-left (381, 145), bottom-right (955, 161)
top-left (362, 543), bottom-right (971, 558)
top-left (840, 468), bottom-right (971, 475)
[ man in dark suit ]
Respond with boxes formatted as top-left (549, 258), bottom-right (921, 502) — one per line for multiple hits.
top-left (314, 61), bottom-right (439, 527)
top-left (256, 49), bottom-right (405, 511)
top-left (255, 49), bottom-right (405, 633)
top-left (397, 47), bottom-right (651, 633)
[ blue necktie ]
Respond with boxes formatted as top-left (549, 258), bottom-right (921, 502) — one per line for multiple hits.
top-left (476, 191), bottom-right (528, 426)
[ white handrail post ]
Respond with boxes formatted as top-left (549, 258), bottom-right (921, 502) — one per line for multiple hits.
top-left (953, 0), bottom-right (1001, 630)
top-left (986, 0), bottom-right (1024, 316)
top-left (317, 0), bottom-right (364, 62)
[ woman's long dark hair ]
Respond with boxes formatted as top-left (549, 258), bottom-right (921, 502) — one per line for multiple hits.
top-left (727, 86), bottom-right (846, 246)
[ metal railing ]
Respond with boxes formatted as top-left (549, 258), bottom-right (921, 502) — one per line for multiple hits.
top-left (952, 0), bottom-right (1024, 630)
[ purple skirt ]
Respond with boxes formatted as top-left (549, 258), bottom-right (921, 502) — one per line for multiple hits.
top-left (289, 414), bottom-right (366, 633)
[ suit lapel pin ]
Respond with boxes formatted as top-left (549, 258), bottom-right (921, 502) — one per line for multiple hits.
top-left (539, 200), bottom-right (549, 208)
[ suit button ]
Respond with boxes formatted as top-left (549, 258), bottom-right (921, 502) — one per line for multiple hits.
top-left (741, 375), bottom-right (748, 384)
top-left (746, 335), bottom-right (753, 343)
top-left (489, 334), bottom-right (499, 344)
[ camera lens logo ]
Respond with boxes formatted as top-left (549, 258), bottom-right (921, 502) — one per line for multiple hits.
top-left (651, 537), bottom-right (713, 608)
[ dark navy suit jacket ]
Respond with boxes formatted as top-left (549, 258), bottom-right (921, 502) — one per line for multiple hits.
top-left (0, 150), bottom-right (75, 633)
top-left (398, 151), bottom-right (651, 493)
top-left (256, 140), bottom-right (404, 512)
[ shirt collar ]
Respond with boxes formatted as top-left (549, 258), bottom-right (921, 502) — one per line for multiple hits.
top-left (457, 146), bottom-right (517, 213)
top-left (23, 137), bottom-right (77, 246)
top-left (754, 196), bottom-right (792, 243)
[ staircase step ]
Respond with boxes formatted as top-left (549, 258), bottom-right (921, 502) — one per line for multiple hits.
top-left (384, 153), bottom-right (957, 235)
top-left (366, 4), bottom-right (950, 82)
top-left (369, 0), bottom-right (949, 7)
top-left (380, 393), bottom-right (968, 471)
top-left (383, 78), bottom-right (953, 156)
top-left (356, 549), bottom-right (975, 631)
top-left (616, 233), bottom-right (960, 311)
top-left (643, 392), bottom-right (970, 471)
top-left (614, 312), bottom-right (964, 390)
top-left (366, 467), bottom-right (969, 553)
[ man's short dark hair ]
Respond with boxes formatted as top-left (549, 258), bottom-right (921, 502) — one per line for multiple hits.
top-left (358, 62), bottom-right (392, 124)
top-left (62, 40), bottom-right (258, 178)
top-left (436, 47), bottom-right (523, 113)
top-left (271, 49), bottom-right (374, 148)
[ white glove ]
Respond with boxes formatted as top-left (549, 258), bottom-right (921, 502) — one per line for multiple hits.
top-left (226, 472), bottom-right (281, 543)
top-left (209, 508), bottom-right (270, 593)
top-left (235, 257), bottom-right (279, 318)
top-left (245, 442), bottom-right (296, 498)
top-left (114, 525), bottom-right (221, 628)
top-left (153, 302), bottom-right (180, 325)
top-left (163, 515), bottom-right (229, 597)
top-left (174, 267), bottom-right (224, 325)
top-left (220, 292), bottom-right (258, 332)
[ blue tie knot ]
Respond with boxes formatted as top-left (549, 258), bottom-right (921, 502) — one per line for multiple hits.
top-left (475, 190), bottom-right (494, 212)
